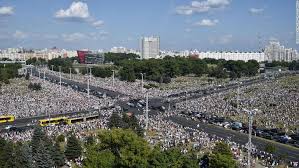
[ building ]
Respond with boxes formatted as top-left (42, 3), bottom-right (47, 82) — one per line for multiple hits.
top-left (110, 47), bottom-right (127, 53)
top-left (77, 50), bottom-right (90, 64)
top-left (297, 0), bottom-right (299, 44)
top-left (197, 51), bottom-right (265, 62)
top-left (77, 50), bottom-right (104, 64)
top-left (264, 41), bottom-right (298, 62)
top-left (140, 36), bottom-right (160, 59)
top-left (85, 53), bottom-right (105, 64)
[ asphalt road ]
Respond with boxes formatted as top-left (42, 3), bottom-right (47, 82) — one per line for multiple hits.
top-left (169, 116), bottom-right (299, 162)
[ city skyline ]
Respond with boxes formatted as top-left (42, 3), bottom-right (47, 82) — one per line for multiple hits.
top-left (0, 0), bottom-right (297, 50)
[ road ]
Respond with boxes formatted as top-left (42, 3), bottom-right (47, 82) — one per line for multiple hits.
top-left (169, 116), bottom-right (299, 162)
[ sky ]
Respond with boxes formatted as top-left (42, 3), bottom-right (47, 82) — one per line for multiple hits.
top-left (0, 0), bottom-right (297, 51)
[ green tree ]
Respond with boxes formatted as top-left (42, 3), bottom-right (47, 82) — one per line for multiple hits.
top-left (0, 140), bottom-right (15, 168)
top-left (96, 129), bottom-right (150, 167)
top-left (31, 126), bottom-right (46, 155)
top-left (65, 134), bottom-right (82, 161)
top-left (148, 147), bottom-right (198, 168)
top-left (34, 142), bottom-right (55, 168)
top-left (108, 112), bottom-right (124, 128)
top-left (208, 142), bottom-right (237, 168)
top-left (15, 143), bottom-right (33, 168)
top-left (52, 142), bottom-right (65, 167)
top-left (209, 153), bottom-right (237, 168)
top-left (84, 148), bottom-right (116, 168)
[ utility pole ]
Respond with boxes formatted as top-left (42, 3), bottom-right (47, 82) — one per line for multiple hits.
top-left (38, 70), bottom-right (41, 79)
top-left (112, 70), bottom-right (115, 87)
top-left (243, 109), bottom-right (258, 168)
top-left (69, 68), bottom-right (72, 79)
top-left (51, 65), bottom-right (54, 72)
top-left (237, 82), bottom-right (241, 113)
top-left (59, 66), bottom-right (62, 92)
top-left (43, 71), bottom-right (45, 82)
top-left (185, 91), bottom-right (187, 110)
top-left (141, 73), bottom-right (144, 93)
top-left (145, 92), bottom-right (149, 131)
top-left (87, 67), bottom-right (92, 99)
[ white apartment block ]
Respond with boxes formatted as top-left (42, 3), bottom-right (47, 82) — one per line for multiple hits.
top-left (198, 51), bottom-right (265, 62)
top-left (264, 41), bottom-right (298, 62)
top-left (140, 36), bottom-right (160, 59)
top-left (0, 48), bottom-right (77, 61)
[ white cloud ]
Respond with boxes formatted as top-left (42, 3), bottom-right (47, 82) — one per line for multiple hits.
top-left (0, 6), bottom-right (14, 16)
top-left (62, 32), bottom-right (87, 42)
top-left (55, 1), bottom-right (89, 20)
top-left (13, 30), bottom-right (28, 39)
top-left (195, 19), bottom-right (218, 26)
top-left (176, 0), bottom-right (231, 15)
top-left (55, 1), bottom-right (104, 29)
top-left (92, 20), bottom-right (104, 28)
top-left (249, 8), bottom-right (264, 15)
top-left (62, 31), bottom-right (108, 42)
top-left (210, 34), bottom-right (233, 44)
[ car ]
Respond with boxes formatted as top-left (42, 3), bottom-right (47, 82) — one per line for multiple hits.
top-left (5, 125), bottom-right (12, 130)
top-left (127, 102), bottom-right (135, 107)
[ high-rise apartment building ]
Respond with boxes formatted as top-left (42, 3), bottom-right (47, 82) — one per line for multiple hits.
top-left (140, 36), bottom-right (160, 59)
top-left (264, 41), bottom-right (298, 62)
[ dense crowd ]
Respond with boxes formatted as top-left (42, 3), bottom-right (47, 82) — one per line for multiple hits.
top-left (1, 68), bottom-right (298, 167)
top-left (42, 67), bottom-right (260, 100)
top-left (0, 77), bottom-right (117, 118)
top-left (177, 76), bottom-right (299, 132)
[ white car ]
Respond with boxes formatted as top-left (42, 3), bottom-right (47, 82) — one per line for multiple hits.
top-left (5, 125), bottom-right (12, 130)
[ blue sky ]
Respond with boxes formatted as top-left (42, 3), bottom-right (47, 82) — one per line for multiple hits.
top-left (0, 0), bottom-right (297, 51)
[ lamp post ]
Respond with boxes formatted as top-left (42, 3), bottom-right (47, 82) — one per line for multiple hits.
top-left (69, 68), bottom-right (72, 79)
top-left (112, 70), bottom-right (115, 87)
top-left (59, 66), bottom-right (61, 92)
top-left (140, 73), bottom-right (144, 93)
top-left (243, 108), bottom-right (259, 168)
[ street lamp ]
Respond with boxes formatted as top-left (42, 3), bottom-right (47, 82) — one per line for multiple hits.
top-left (140, 73), bottom-right (145, 93)
top-left (243, 108), bottom-right (259, 168)
top-left (112, 70), bottom-right (115, 87)
top-left (69, 68), bottom-right (72, 79)
top-left (59, 66), bottom-right (62, 92)
top-left (145, 92), bottom-right (149, 132)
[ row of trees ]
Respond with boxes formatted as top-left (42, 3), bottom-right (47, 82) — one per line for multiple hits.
top-left (80, 66), bottom-right (115, 78)
top-left (0, 126), bottom-right (81, 168)
top-left (26, 58), bottom-right (47, 66)
top-left (108, 112), bottom-right (144, 137)
top-left (84, 128), bottom-right (237, 168)
top-left (118, 57), bottom-right (260, 82)
top-left (28, 82), bottom-right (42, 91)
top-left (104, 52), bottom-right (140, 65)
top-left (0, 63), bottom-right (22, 84)
top-left (47, 57), bottom-right (77, 74)
top-left (264, 60), bottom-right (299, 70)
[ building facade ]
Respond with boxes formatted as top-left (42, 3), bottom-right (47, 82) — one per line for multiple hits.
top-left (264, 41), bottom-right (298, 62)
top-left (140, 36), bottom-right (160, 59)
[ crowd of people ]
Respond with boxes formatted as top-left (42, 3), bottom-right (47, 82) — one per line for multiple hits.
top-left (0, 67), bottom-right (298, 167)
top-left (42, 67), bottom-right (259, 99)
top-left (0, 76), bottom-right (117, 118)
top-left (176, 75), bottom-right (299, 132)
